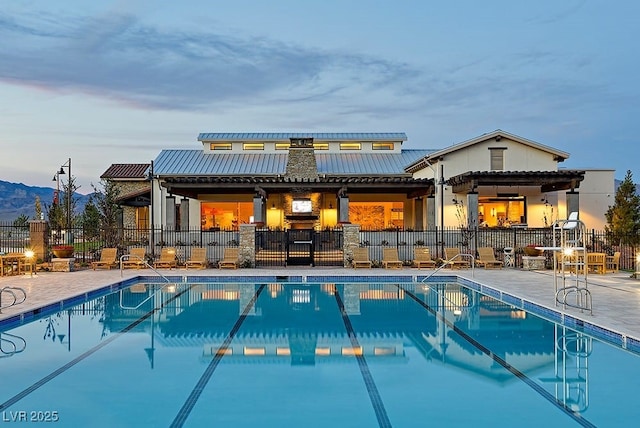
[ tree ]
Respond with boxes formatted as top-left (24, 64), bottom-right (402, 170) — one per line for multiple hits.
top-left (81, 200), bottom-right (101, 242)
top-left (605, 170), bottom-right (640, 245)
top-left (13, 214), bottom-right (29, 231)
top-left (90, 179), bottom-right (122, 248)
top-left (34, 195), bottom-right (43, 220)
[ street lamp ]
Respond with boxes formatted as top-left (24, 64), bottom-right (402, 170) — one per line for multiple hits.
top-left (58, 158), bottom-right (72, 243)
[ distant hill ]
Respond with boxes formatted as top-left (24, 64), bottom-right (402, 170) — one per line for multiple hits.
top-left (0, 180), bottom-right (92, 222)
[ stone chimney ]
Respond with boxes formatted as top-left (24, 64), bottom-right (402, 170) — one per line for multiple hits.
top-left (285, 138), bottom-right (319, 180)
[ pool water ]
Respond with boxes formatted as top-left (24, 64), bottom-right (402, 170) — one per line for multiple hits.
top-left (1, 281), bottom-right (639, 427)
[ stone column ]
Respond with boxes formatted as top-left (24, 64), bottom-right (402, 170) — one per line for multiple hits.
top-left (239, 224), bottom-right (256, 267)
top-left (566, 191), bottom-right (580, 218)
top-left (179, 198), bottom-right (189, 230)
top-left (338, 195), bottom-right (350, 224)
top-left (466, 193), bottom-right (478, 228)
top-left (426, 195), bottom-right (436, 229)
top-left (29, 220), bottom-right (49, 262)
top-left (342, 223), bottom-right (360, 267)
top-left (414, 197), bottom-right (424, 231)
top-left (165, 196), bottom-right (176, 229)
top-left (253, 195), bottom-right (265, 225)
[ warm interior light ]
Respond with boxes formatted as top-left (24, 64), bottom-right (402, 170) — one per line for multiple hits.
top-left (24, 249), bottom-right (35, 259)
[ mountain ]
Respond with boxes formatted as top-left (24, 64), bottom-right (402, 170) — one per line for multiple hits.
top-left (0, 180), bottom-right (92, 222)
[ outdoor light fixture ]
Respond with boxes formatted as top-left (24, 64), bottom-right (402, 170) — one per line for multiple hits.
top-left (58, 158), bottom-right (72, 243)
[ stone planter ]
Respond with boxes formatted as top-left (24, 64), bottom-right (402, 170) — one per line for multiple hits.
top-left (522, 246), bottom-right (543, 257)
top-left (52, 247), bottom-right (74, 258)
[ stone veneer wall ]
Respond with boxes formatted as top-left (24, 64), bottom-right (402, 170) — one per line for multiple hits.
top-left (342, 224), bottom-right (361, 267)
top-left (239, 224), bottom-right (256, 267)
top-left (114, 181), bottom-right (149, 228)
top-left (29, 220), bottom-right (49, 262)
top-left (285, 145), bottom-right (319, 180)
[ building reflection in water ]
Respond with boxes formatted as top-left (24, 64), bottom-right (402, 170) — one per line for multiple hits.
top-left (103, 281), bottom-right (590, 410)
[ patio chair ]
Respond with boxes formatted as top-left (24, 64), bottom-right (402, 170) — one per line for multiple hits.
top-left (606, 251), bottom-right (620, 273)
top-left (219, 247), bottom-right (239, 269)
top-left (444, 247), bottom-right (470, 269)
top-left (352, 247), bottom-right (372, 268)
top-left (153, 247), bottom-right (178, 269)
top-left (382, 248), bottom-right (403, 269)
top-left (413, 247), bottom-right (437, 269)
top-left (476, 247), bottom-right (503, 269)
top-left (91, 248), bottom-right (118, 270)
top-left (185, 247), bottom-right (208, 269)
top-left (121, 247), bottom-right (147, 269)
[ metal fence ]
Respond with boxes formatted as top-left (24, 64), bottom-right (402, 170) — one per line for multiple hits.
top-left (360, 227), bottom-right (638, 270)
top-left (2, 221), bottom-right (638, 271)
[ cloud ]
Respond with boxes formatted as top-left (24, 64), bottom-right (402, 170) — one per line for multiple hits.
top-left (0, 10), bottom-right (418, 112)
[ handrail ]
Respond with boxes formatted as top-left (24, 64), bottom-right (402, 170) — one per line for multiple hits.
top-left (0, 332), bottom-right (27, 357)
top-left (119, 255), bottom-right (171, 283)
top-left (0, 286), bottom-right (27, 313)
top-left (119, 282), bottom-right (177, 310)
top-left (421, 253), bottom-right (475, 282)
top-left (119, 254), bottom-right (176, 310)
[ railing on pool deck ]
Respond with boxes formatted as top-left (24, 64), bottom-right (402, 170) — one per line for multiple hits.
top-left (0, 286), bottom-right (27, 314)
top-left (421, 253), bottom-right (475, 283)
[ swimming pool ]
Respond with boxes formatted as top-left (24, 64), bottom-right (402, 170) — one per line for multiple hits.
top-left (1, 278), bottom-right (639, 427)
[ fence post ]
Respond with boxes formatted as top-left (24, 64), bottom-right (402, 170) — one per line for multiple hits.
top-left (29, 220), bottom-right (49, 263)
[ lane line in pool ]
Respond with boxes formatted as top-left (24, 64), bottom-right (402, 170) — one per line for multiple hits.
top-left (333, 290), bottom-right (392, 428)
top-left (0, 283), bottom-right (195, 412)
top-left (170, 283), bottom-right (266, 428)
top-left (399, 284), bottom-right (597, 428)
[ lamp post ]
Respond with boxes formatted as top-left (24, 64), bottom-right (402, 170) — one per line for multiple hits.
top-left (58, 158), bottom-right (72, 244)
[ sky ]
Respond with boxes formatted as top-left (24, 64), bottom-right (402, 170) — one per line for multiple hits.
top-left (1, 0), bottom-right (639, 194)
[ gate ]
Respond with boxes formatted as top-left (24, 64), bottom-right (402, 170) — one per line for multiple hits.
top-left (255, 229), bottom-right (343, 267)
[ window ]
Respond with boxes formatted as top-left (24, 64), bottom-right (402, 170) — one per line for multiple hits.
top-left (373, 142), bottom-right (394, 150)
top-left (243, 143), bottom-right (264, 150)
top-left (313, 143), bottom-right (329, 150)
top-left (275, 143), bottom-right (289, 150)
top-left (490, 148), bottom-right (505, 171)
top-left (210, 143), bottom-right (232, 150)
top-left (135, 207), bottom-right (149, 229)
top-left (340, 142), bottom-right (361, 150)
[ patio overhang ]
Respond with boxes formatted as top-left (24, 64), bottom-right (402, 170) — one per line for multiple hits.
top-left (446, 170), bottom-right (585, 194)
top-left (160, 176), bottom-right (434, 199)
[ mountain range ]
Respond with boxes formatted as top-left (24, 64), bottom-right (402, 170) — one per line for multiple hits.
top-left (0, 180), bottom-right (92, 222)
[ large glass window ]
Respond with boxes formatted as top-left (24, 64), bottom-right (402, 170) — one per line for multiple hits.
top-left (478, 197), bottom-right (525, 227)
top-left (349, 202), bottom-right (403, 229)
top-left (135, 207), bottom-right (149, 229)
top-left (201, 202), bottom-right (253, 230)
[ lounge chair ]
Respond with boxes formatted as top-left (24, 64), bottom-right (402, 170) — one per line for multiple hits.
top-left (219, 247), bottom-right (238, 269)
top-left (121, 247), bottom-right (147, 269)
top-left (606, 251), bottom-right (620, 273)
top-left (382, 248), bottom-right (403, 269)
top-left (444, 247), bottom-right (471, 269)
top-left (413, 247), bottom-right (437, 269)
top-left (185, 247), bottom-right (208, 269)
top-left (476, 247), bottom-right (503, 269)
top-left (154, 247), bottom-right (178, 269)
top-left (352, 247), bottom-right (372, 268)
top-left (91, 248), bottom-right (118, 270)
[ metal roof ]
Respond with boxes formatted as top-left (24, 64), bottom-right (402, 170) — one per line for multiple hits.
top-left (100, 163), bottom-right (150, 179)
top-left (197, 132), bottom-right (408, 141)
top-left (152, 149), bottom-right (430, 176)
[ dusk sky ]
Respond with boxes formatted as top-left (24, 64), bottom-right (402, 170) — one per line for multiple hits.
top-left (1, 0), bottom-right (638, 194)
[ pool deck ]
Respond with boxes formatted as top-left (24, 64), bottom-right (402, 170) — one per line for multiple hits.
top-left (2, 266), bottom-right (639, 342)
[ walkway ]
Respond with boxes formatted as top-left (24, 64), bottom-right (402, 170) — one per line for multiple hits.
top-left (1, 266), bottom-right (639, 342)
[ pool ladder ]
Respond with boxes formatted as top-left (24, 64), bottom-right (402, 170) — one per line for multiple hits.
top-left (421, 253), bottom-right (475, 282)
top-left (0, 286), bottom-right (27, 313)
top-left (0, 332), bottom-right (26, 358)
